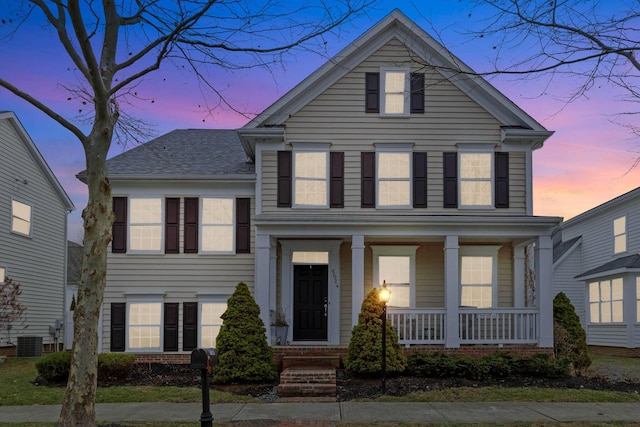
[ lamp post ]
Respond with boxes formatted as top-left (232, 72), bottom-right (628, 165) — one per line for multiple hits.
top-left (379, 280), bottom-right (391, 394)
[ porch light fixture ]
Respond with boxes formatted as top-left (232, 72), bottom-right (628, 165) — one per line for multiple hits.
top-left (379, 280), bottom-right (391, 393)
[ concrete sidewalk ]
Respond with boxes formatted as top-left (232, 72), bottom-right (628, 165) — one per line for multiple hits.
top-left (1, 402), bottom-right (640, 424)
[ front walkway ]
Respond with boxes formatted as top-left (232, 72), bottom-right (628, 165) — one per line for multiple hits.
top-left (1, 401), bottom-right (639, 424)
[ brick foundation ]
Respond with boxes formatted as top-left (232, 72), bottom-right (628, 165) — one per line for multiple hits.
top-left (589, 346), bottom-right (640, 358)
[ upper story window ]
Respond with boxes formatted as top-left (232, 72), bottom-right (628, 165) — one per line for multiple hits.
top-left (365, 69), bottom-right (425, 116)
top-left (589, 278), bottom-right (623, 323)
top-left (459, 246), bottom-right (500, 308)
top-left (372, 246), bottom-right (418, 308)
top-left (377, 151), bottom-right (411, 207)
top-left (613, 216), bottom-right (627, 254)
top-left (11, 199), bottom-right (32, 236)
top-left (201, 198), bottom-right (234, 253)
top-left (294, 151), bottom-right (328, 207)
top-left (443, 149), bottom-right (509, 209)
top-left (129, 197), bottom-right (163, 252)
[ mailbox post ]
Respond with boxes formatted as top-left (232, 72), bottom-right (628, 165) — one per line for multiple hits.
top-left (190, 348), bottom-right (218, 427)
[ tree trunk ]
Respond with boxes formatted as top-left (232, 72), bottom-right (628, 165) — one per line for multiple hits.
top-left (58, 117), bottom-right (114, 427)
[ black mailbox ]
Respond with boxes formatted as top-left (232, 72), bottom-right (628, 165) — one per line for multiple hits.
top-left (190, 348), bottom-right (218, 371)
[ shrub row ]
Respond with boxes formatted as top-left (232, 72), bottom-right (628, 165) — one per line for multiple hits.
top-left (406, 352), bottom-right (569, 380)
top-left (36, 352), bottom-right (136, 383)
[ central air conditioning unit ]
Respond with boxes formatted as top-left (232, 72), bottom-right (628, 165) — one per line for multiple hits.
top-left (17, 336), bottom-right (43, 357)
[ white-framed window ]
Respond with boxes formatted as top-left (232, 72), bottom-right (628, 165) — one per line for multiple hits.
top-left (129, 197), bottom-right (162, 252)
top-left (11, 199), bottom-right (32, 236)
top-left (381, 67), bottom-right (410, 116)
top-left (377, 151), bottom-right (411, 208)
top-left (293, 146), bottom-right (329, 208)
top-left (0, 266), bottom-right (5, 283)
top-left (459, 246), bottom-right (500, 308)
top-left (127, 301), bottom-right (162, 351)
top-left (372, 245), bottom-right (418, 308)
top-left (201, 198), bottom-right (234, 253)
top-left (589, 278), bottom-right (624, 323)
top-left (459, 152), bottom-right (493, 207)
top-left (613, 216), bottom-right (627, 254)
top-left (200, 300), bottom-right (227, 348)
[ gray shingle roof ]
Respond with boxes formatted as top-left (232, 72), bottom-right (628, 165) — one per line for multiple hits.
top-left (553, 236), bottom-right (581, 264)
top-left (575, 254), bottom-right (640, 279)
top-left (88, 129), bottom-right (254, 179)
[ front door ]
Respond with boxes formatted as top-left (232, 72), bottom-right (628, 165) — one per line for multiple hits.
top-left (293, 264), bottom-right (328, 341)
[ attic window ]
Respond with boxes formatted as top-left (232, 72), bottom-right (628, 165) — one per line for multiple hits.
top-left (11, 199), bottom-right (32, 236)
top-left (365, 68), bottom-right (424, 116)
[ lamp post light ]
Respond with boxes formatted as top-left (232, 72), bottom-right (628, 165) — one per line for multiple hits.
top-left (379, 280), bottom-right (391, 394)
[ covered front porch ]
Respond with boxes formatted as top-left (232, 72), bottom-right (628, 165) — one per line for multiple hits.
top-left (253, 215), bottom-right (558, 350)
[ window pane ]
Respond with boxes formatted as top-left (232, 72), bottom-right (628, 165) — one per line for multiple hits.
top-left (130, 225), bottom-right (162, 251)
top-left (201, 326), bottom-right (221, 348)
top-left (292, 252), bottom-right (328, 264)
top-left (201, 302), bottom-right (226, 348)
top-left (201, 225), bottom-right (233, 252)
top-left (614, 235), bottom-right (626, 253)
top-left (379, 256), bottom-right (410, 285)
top-left (296, 180), bottom-right (327, 205)
top-left (11, 200), bottom-right (31, 235)
top-left (601, 280), bottom-right (611, 302)
top-left (590, 302), bottom-right (600, 323)
top-left (460, 153), bottom-right (491, 178)
top-left (128, 303), bottom-right (161, 349)
top-left (202, 198), bottom-right (233, 225)
top-left (387, 285), bottom-right (410, 308)
top-left (0, 267), bottom-right (4, 283)
top-left (295, 152), bottom-right (326, 179)
top-left (379, 181), bottom-right (410, 206)
top-left (378, 153), bottom-right (410, 178)
top-left (589, 282), bottom-right (599, 302)
top-left (613, 216), bottom-right (626, 235)
top-left (385, 71), bottom-right (405, 92)
top-left (612, 301), bottom-right (624, 322)
top-left (460, 181), bottom-right (492, 206)
top-left (384, 94), bottom-right (405, 114)
top-left (130, 198), bottom-right (161, 223)
top-left (461, 256), bottom-right (492, 285)
top-left (611, 278), bottom-right (624, 300)
top-left (601, 301), bottom-right (612, 322)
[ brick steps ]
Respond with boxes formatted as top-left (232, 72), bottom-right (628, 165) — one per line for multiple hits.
top-left (277, 366), bottom-right (337, 398)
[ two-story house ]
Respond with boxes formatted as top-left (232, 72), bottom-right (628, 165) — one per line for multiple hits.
top-left (554, 187), bottom-right (640, 356)
top-left (95, 10), bottom-right (560, 361)
top-left (0, 111), bottom-right (74, 356)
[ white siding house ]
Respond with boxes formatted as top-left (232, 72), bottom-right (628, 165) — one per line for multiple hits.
top-left (93, 11), bottom-right (560, 360)
top-left (554, 187), bottom-right (640, 355)
top-left (0, 111), bottom-right (74, 355)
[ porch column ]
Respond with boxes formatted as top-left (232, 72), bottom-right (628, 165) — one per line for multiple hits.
top-left (351, 235), bottom-right (365, 327)
top-left (444, 235), bottom-right (459, 348)
top-left (513, 245), bottom-right (525, 307)
top-left (623, 274), bottom-right (636, 348)
top-left (255, 233), bottom-right (273, 342)
top-left (535, 235), bottom-right (553, 348)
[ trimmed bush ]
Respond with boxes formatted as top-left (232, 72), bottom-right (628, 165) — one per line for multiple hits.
top-left (36, 351), bottom-right (72, 382)
top-left (553, 292), bottom-right (591, 375)
top-left (344, 287), bottom-right (407, 376)
top-left (212, 282), bottom-right (277, 384)
top-left (97, 353), bottom-right (136, 382)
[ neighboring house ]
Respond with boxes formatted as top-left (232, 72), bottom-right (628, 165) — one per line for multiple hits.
top-left (64, 240), bottom-right (83, 350)
top-left (553, 187), bottom-right (640, 356)
top-left (0, 111), bottom-right (74, 356)
top-left (91, 10), bottom-right (560, 360)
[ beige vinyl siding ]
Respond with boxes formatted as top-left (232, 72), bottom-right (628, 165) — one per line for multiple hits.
top-left (0, 119), bottom-right (68, 346)
top-left (415, 243), bottom-right (444, 307)
top-left (261, 39), bottom-right (527, 215)
top-left (497, 244), bottom-right (514, 307)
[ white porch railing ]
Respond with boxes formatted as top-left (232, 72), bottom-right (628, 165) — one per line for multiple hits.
top-left (387, 309), bottom-right (446, 345)
top-left (387, 308), bottom-right (539, 346)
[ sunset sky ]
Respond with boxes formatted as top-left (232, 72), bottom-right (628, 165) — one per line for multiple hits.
top-left (1, 1), bottom-right (638, 242)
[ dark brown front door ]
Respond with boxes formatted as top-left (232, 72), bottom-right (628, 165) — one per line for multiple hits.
top-left (293, 264), bottom-right (328, 341)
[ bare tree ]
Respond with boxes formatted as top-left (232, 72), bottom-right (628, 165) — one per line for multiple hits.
top-left (467, 0), bottom-right (640, 164)
top-left (0, 277), bottom-right (27, 345)
top-left (0, 1), bottom-right (373, 425)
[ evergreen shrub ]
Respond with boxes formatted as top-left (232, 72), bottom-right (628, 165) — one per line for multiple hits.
top-left (553, 292), bottom-right (591, 375)
top-left (97, 353), bottom-right (136, 382)
top-left (35, 351), bottom-right (72, 382)
top-left (212, 282), bottom-right (277, 384)
top-left (344, 287), bottom-right (407, 376)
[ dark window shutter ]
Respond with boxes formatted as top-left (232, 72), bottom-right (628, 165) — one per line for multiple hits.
top-left (330, 152), bottom-right (344, 208)
top-left (413, 152), bottom-right (428, 208)
top-left (443, 152), bottom-right (458, 208)
top-left (495, 152), bottom-right (509, 208)
top-left (410, 73), bottom-right (425, 114)
top-left (112, 197), bottom-right (127, 253)
top-left (361, 152), bottom-right (376, 208)
top-left (183, 302), bottom-right (198, 351)
top-left (277, 151), bottom-right (292, 207)
top-left (110, 302), bottom-right (126, 352)
top-left (365, 72), bottom-right (380, 113)
top-left (184, 197), bottom-right (199, 253)
top-left (236, 198), bottom-right (251, 253)
top-left (165, 198), bottom-right (180, 254)
top-left (163, 303), bottom-right (179, 351)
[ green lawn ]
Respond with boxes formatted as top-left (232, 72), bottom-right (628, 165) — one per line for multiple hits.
top-left (1, 354), bottom-right (639, 407)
